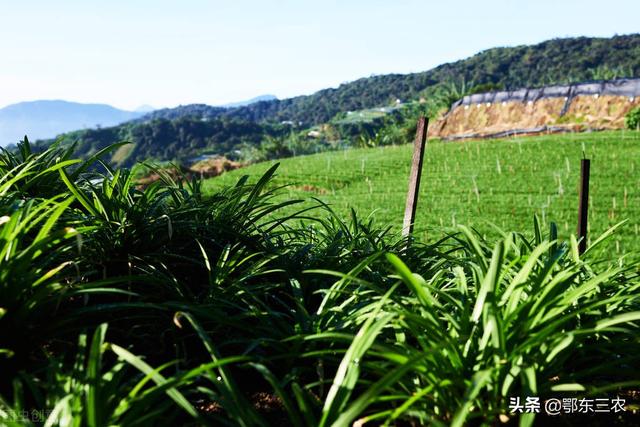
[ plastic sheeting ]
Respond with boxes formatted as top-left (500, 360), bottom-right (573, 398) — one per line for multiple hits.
top-left (450, 78), bottom-right (640, 110)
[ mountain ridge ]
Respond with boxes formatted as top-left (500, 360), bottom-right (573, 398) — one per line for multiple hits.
top-left (0, 95), bottom-right (280, 146)
top-left (31, 33), bottom-right (640, 167)
top-left (0, 100), bottom-right (143, 146)
top-left (124, 34), bottom-right (640, 128)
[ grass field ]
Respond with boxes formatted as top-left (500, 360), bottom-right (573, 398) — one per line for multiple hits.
top-left (203, 130), bottom-right (640, 256)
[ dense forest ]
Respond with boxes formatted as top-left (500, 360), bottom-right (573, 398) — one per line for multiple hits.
top-left (141, 34), bottom-right (640, 126)
top-left (36, 34), bottom-right (640, 166)
top-left (133, 104), bottom-right (228, 123)
top-left (36, 116), bottom-right (287, 167)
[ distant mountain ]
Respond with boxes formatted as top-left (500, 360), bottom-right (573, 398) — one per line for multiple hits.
top-left (222, 94), bottom-right (277, 108)
top-left (136, 95), bottom-right (278, 123)
top-left (0, 100), bottom-right (144, 146)
top-left (134, 104), bottom-right (228, 123)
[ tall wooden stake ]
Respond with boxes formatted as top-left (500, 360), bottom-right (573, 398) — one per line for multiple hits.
top-left (402, 117), bottom-right (429, 238)
top-left (577, 158), bottom-right (591, 254)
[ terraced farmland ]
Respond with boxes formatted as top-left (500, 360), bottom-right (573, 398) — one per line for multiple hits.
top-left (203, 130), bottom-right (640, 256)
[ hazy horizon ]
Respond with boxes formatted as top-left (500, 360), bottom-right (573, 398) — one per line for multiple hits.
top-left (2, 0), bottom-right (639, 110)
top-left (0, 95), bottom-right (278, 112)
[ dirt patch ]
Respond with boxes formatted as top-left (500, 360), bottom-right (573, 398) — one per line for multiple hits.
top-left (432, 92), bottom-right (640, 140)
top-left (190, 157), bottom-right (244, 177)
top-left (136, 157), bottom-right (244, 187)
top-left (564, 94), bottom-right (638, 128)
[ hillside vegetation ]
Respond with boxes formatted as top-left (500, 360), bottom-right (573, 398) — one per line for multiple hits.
top-left (37, 116), bottom-right (289, 168)
top-left (37, 34), bottom-right (640, 167)
top-left (220, 34), bottom-right (640, 125)
top-left (1, 138), bottom-right (640, 425)
top-left (139, 34), bottom-right (640, 126)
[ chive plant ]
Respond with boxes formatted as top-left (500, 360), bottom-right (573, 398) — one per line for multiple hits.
top-left (1, 138), bottom-right (639, 426)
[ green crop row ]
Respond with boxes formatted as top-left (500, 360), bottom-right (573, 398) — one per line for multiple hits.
top-left (203, 130), bottom-right (640, 258)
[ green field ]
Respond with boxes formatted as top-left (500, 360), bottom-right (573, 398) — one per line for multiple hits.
top-left (203, 130), bottom-right (640, 255)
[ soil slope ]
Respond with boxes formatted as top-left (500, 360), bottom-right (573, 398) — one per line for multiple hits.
top-left (431, 79), bottom-right (640, 139)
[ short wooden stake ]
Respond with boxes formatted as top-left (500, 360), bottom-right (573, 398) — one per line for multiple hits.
top-left (577, 158), bottom-right (590, 254)
top-left (402, 117), bottom-right (429, 238)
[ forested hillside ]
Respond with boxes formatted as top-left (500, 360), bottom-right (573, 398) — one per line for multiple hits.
top-left (217, 34), bottom-right (640, 125)
top-left (35, 34), bottom-right (640, 166)
top-left (37, 116), bottom-right (287, 167)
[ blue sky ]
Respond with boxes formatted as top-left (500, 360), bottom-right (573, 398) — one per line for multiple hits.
top-left (1, 0), bottom-right (638, 110)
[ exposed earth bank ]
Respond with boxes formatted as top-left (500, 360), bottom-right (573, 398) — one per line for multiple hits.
top-left (432, 78), bottom-right (640, 139)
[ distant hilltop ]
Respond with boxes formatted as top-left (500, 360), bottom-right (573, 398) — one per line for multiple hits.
top-left (0, 95), bottom-right (277, 147)
top-left (431, 78), bottom-right (640, 139)
top-left (0, 100), bottom-right (144, 146)
top-left (222, 94), bottom-right (277, 108)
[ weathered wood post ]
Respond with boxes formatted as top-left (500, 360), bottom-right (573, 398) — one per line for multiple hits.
top-left (577, 158), bottom-right (590, 254)
top-left (402, 117), bottom-right (429, 238)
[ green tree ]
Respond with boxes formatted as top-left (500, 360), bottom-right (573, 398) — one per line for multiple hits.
top-left (626, 107), bottom-right (640, 130)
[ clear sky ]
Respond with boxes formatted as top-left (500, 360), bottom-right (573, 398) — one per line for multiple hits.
top-left (1, 0), bottom-right (638, 111)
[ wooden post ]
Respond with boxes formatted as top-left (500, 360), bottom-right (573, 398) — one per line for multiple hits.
top-left (577, 158), bottom-right (590, 254)
top-left (402, 117), bottom-right (429, 238)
